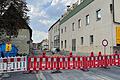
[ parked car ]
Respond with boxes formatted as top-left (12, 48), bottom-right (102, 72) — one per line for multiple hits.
top-left (51, 48), bottom-right (60, 55)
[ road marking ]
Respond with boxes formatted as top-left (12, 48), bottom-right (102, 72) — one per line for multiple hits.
top-left (36, 73), bottom-right (41, 80)
top-left (36, 71), bottom-right (46, 80)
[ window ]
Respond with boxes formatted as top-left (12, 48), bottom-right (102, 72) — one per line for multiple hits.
top-left (78, 19), bottom-right (81, 28)
top-left (61, 29), bottom-right (63, 34)
top-left (72, 39), bottom-right (76, 51)
top-left (54, 27), bottom-right (56, 33)
top-left (65, 27), bottom-right (66, 32)
top-left (72, 23), bottom-right (75, 31)
top-left (90, 35), bottom-right (93, 44)
top-left (81, 37), bottom-right (84, 45)
top-left (96, 9), bottom-right (101, 20)
top-left (86, 15), bottom-right (90, 25)
top-left (110, 4), bottom-right (112, 13)
top-left (56, 26), bottom-right (57, 32)
top-left (80, 0), bottom-right (83, 2)
top-left (54, 39), bottom-right (56, 47)
top-left (65, 40), bottom-right (67, 48)
top-left (78, 0), bottom-right (83, 4)
top-left (58, 28), bottom-right (60, 32)
top-left (54, 35), bottom-right (59, 48)
top-left (61, 41), bottom-right (63, 49)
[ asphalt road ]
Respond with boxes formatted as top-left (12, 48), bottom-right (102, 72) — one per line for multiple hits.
top-left (31, 50), bottom-right (120, 80)
top-left (1, 72), bottom-right (37, 80)
top-left (40, 66), bottom-right (120, 80)
top-left (1, 50), bottom-right (120, 80)
top-left (1, 66), bottom-right (120, 80)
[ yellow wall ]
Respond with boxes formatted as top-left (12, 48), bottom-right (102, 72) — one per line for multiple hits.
top-left (116, 27), bottom-right (120, 44)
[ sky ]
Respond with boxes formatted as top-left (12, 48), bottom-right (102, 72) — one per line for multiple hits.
top-left (26, 0), bottom-right (78, 43)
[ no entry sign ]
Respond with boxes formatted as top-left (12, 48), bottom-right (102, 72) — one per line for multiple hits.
top-left (102, 39), bottom-right (108, 47)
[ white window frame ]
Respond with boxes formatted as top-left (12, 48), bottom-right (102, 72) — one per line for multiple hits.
top-left (65, 27), bottom-right (66, 32)
top-left (72, 22), bottom-right (75, 31)
top-left (90, 35), bottom-right (93, 44)
top-left (86, 15), bottom-right (90, 25)
top-left (81, 37), bottom-right (84, 45)
top-left (80, 0), bottom-right (83, 3)
top-left (61, 29), bottom-right (63, 34)
top-left (96, 9), bottom-right (101, 20)
top-left (78, 19), bottom-right (81, 28)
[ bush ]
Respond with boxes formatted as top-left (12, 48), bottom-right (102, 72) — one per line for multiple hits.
top-left (17, 53), bottom-right (28, 56)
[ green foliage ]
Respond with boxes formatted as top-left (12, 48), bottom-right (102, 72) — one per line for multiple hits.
top-left (0, 0), bottom-right (29, 20)
top-left (0, 0), bottom-right (29, 42)
top-left (17, 53), bottom-right (28, 56)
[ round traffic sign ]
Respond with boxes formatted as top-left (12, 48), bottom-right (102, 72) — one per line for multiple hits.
top-left (102, 39), bottom-right (108, 47)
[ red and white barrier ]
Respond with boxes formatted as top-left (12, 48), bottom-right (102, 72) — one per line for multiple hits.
top-left (27, 52), bottom-right (120, 71)
top-left (0, 56), bottom-right (27, 73)
top-left (1, 52), bottom-right (120, 73)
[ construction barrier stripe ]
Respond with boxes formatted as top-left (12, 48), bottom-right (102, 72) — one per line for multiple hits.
top-left (27, 53), bottom-right (120, 71)
top-left (1, 53), bottom-right (120, 73)
top-left (0, 56), bottom-right (27, 73)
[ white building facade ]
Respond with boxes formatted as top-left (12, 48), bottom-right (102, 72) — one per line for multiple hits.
top-left (48, 19), bottom-right (60, 50)
top-left (41, 39), bottom-right (49, 50)
top-left (60, 0), bottom-right (120, 54)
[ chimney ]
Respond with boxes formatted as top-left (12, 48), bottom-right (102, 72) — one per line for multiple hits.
top-left (67, 5), bottom-right (71, 12)
top-left (67, 5), bottom-right (70, 8)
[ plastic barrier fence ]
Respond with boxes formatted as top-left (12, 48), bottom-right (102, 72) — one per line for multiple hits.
top-left (28, 52), bottom-right (120, 71)
top-left (0, 56), bottom-right (27, 73)
top-left (1, 52), bottom-right (120, 73)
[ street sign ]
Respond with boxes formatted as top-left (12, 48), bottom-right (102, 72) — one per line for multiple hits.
top-left (102, 39), bottom-right (108, 47)
top-left (102, 39), bottom-right (108, 55)
top-left (6, 44), bottom-right (12, 52)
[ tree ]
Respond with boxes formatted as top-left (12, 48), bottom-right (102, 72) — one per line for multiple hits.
top-left (0, 0), bottom-right (30, 42)
top-left (0, 0), bottom-right (29, 21)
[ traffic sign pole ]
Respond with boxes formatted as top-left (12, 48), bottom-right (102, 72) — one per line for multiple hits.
top-left (102, 39), bottom-right (108, 55)
top-left (102, 39), bottom-right (109, 68)
top-left (104, 46), bottom-right (106, 55)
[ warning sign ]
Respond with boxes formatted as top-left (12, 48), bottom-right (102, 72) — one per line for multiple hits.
top-left (6, 44), bottom-right (12, 52)
top-left (116, 27), bottom-right (120, 44)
